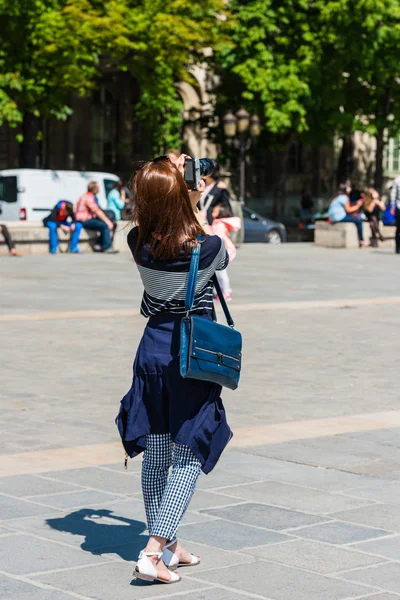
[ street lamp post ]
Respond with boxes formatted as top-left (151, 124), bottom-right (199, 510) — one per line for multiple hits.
top-left (222, 108), bottom-right (261, 203)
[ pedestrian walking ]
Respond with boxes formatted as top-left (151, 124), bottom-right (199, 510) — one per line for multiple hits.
top-left (390, 176), bottom-right (400, 254)
top-left (363, 188), bottom-right (385, 247)
top-left (328, 184), bottom-right (366, 246)
top-left (116, 154), bottom-right (232, 585)
top-left (0, 224), bottom-right (21, 256)
top-left (211, 204), bottom-right (241, 301)
top-left (43, 200), bottom-right (83, 254)
top-left (75, 182), bottom-right (118, 253)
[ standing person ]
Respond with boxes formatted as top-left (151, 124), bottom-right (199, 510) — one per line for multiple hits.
top-left (199, 164), bottom-right (233, 225)
top-left (363, 188), bottom-right (386, 247)
top-left (106, 181), bottom-right (128, 221)
top-left (116, 155), bottom-right (231, 585)
top-left (328, 184), bottom-right (366, 246)
top-left (390, 176), bottom-right (400, 254)
top-left (43, 200), bottom-right (83, 254)
top-left (211, 204), bottom-right (241, 301)
top-left (75, 182), bottom-right (118, 254)
top-left (0, 224), bottom-right (21, 256)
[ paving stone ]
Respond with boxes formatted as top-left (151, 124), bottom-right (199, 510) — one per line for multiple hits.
top-left (189, 490), bottom-right (244, 510)
top-left (33, 562), bottom-right (207, 599)
top-left (215, 481), bottom-right (373, 514)
top-left (0, 475), bottom-right (81, 497)
top-left (0, 495), bottom-right (59, 521)
top-left (97, 461), bottom-right (142, 474)
top-left (165, 590), bottom-right (253, 600)
top-left (243, 442), bottom-right (369, 470)
top-left (0, 534), bottom-right (110, 574)
top-left (353, 535), bottom-right (400, 560)
top-left (340, 481), bottom-right (400, 504)
top-left (177, 539), bottom-right (254, 572)
top-left (0, 575), bottom-right (76, 600)
top-left (356, 595), bottom-right (400, 599)
top-left (341, 563), bottom-right (400, 594)
top-left (0, 525), bottom-right (12, 535)
top-left (243, 539), bottom-right (385, 574)
top-left (220, 453), bottom-right (372, 491)
top-left (334, 505), bottom-right (400, 533)
top-left (178, 519), bottom-right (291, 550)
top-left (196, 469), bottom-right (260, 490)
top-left (194, 559), bottom-right (374, 600)
top-left (28, 489), bottom-right (122, 509)
top-left (40, 467), bottom-right (142, 495)
top-left (202, 502), bottom-right (330, 531)
top-left (5, 505), bottom-right (148, 558)
top-left (295, 521), bottom-right (391, 544)
top-left (343, 428), bottom-right (400, 447)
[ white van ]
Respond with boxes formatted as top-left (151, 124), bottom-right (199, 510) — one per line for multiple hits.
top-left (0, 169), bottom-right (120, 222)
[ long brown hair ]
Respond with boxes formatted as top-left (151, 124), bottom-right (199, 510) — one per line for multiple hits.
top-left (364, 187), bottom-right (378, 211)
top-left (131, 157), bottom-right (204, 260)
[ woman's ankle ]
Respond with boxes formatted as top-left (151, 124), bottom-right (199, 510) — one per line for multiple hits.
top-left (145, 535), bottom-right (167, 554)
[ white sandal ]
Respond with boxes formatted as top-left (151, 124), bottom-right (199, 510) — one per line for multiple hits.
top-left (134, 550), bottom-right (181, 584)
top-left (162, 539), bottom-right (201, 570)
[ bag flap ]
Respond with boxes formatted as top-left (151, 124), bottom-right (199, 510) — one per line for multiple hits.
top-left (191, 346), bottom-right (241, 372)
top-left (190, 316), bottom-right (242, 356)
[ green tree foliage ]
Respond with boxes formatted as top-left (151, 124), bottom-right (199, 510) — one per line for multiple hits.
top-left (0, 0), bottom-right (224, 151)
top-left (219, 0), bottom-right (400, 193)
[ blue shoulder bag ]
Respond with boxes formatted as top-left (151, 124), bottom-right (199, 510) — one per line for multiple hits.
top-left (180, 240), bottom-right (242, 391)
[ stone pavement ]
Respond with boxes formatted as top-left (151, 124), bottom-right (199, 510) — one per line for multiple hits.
top-left (1, 244), bottom-right (400, 599)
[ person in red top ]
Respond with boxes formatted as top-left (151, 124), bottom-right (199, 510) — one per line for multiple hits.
top-left (75, 182), bottom-right (118, 253)
top-left (43, 200), bottom-right (83, 254)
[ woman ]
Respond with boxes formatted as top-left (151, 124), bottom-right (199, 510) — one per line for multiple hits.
top-left (328, 184), bottom-right (366, 246)
top-left (116, 155), bottom-right (231, 585)
top-left (363, 188), bottom-right (386, 247)
top-left (106, 180), bottom-right (128, 221)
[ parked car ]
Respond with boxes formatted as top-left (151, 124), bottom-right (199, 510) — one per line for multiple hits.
top-left (242, 206), bottom-right (287, 243)
top-left (0, 169), bottom-right (119, 221)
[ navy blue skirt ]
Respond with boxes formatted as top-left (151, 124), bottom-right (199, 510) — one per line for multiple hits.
top-left (116, 313), bottom-right (232, 474)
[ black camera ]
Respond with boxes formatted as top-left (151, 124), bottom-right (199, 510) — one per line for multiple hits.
top-left (184, 156), bottom-right (215, 191)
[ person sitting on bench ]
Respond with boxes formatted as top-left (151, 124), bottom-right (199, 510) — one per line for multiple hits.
top-left (328, 184), bottom-right (366, 247)
top-left (43, 200), bottom-right (83, 254)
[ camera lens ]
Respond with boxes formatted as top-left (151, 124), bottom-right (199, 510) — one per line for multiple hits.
top-left (198, 158), bottom-right (215, 178)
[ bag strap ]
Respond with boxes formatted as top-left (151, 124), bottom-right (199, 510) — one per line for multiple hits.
top-left (185, 242), bottom-right (201, 313)
top-left (185, 238), bottom-right (235, 328)
top-left (212, 274), bottom-right (235, 327)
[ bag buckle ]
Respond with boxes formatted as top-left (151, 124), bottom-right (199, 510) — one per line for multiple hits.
top-left (217, 352), bottom-right (224, 365)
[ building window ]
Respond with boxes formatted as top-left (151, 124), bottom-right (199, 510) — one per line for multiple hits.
top-left (386, 136), bottom-right (400, 175)
top-left (91, 87), bottom-right (117, 170)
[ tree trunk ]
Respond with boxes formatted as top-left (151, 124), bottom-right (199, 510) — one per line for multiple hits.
top-left (272, 134), bottom-right (296, 221)
top-left (336, 133), bottom-right (355, 187)
top-left (20, 112), bottom-right (41, 168)
top-left (374, 127), bottom-right (385, 194)
top-left (311, 144), bottom-right (321, 199)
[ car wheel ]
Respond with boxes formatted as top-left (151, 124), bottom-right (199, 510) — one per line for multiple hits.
top-left (266, 229), bottom-right (282, 244)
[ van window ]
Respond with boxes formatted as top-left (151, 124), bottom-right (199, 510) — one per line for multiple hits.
top-left (104, 179), bottom-right (117, 198)
top-left (0, 176), bottom-right (17, 203)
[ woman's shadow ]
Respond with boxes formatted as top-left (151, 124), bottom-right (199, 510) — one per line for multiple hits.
top-left (46, 508), bottom-right (147, 563)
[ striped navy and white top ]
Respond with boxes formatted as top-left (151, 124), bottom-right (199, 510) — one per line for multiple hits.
top-left (128, 227), bottom-right (229, 318)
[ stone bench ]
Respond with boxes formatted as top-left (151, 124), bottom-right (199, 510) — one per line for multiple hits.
top-left (315, 220), bottom-right (395, 249)
top-left (0, 221), bottom-right (133, 255)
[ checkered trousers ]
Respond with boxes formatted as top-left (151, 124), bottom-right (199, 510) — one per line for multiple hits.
top-left (141, 434), bottom-right (202, 541)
